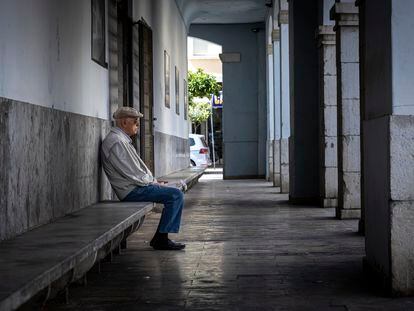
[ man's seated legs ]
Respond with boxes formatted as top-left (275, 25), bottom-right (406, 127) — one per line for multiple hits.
top-left (123, 184), bottom-right (185, 250)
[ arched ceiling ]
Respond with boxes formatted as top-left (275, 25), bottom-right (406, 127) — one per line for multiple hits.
top-left (176, 0), bottom-right (268, 27)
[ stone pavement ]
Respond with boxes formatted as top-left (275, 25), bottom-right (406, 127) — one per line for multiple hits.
top-left (47, 170), bottom-right (414, 310)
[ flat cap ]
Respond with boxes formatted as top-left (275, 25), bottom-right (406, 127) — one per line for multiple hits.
top-left (113, 107), bottom-right (143, 119)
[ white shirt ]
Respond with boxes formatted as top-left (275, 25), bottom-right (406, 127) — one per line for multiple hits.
top-left (101, 127), bottom-right (154, 200)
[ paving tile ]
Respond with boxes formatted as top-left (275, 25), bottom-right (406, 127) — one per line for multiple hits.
top-left (47, 171), bottom-right (414, 310)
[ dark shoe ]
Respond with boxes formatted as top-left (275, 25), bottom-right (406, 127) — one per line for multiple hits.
top-left (150, 238), bottom-right (185, 250)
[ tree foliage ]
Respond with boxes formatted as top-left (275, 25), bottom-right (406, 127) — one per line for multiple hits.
top-left (188, 68), bottom-right (221, 100)
top-left (187, 69), bottom-right (221, 127)
top-left (188, 99), bottom-right (211, 126)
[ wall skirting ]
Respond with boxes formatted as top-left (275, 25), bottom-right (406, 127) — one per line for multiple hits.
top-left (154, 131), bottom-right (190, 177)
top-left (0, 97), bottom-right (112, 240)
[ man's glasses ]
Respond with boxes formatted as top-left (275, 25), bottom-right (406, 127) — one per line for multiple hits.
top-left (129, 118), bottom-right (139, 125)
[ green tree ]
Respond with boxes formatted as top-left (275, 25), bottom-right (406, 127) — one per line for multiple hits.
top-left (188, 99), bottom-right (211, 131)
top-left (187, 69), bottom-right (221, 132)
top-left (188, 68), bottom-right (221, 100)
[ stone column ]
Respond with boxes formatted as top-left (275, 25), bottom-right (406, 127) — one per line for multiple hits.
top-left (316, 26), bottom-right (338, 208)
top-left (272, 15), bottom-right (282, 187)
top-left (330, 2), bottom-right (361, 219)
top-left (288, 0), bottom-right (320, 203)
top-left (361, 0), bottom-right (414, 296)
top-left (356, 0), bottom-right (365, 234)
top-left (266, 35), bottom-right (275, 182)
top-left (279, 0), bottom-right (290, 193)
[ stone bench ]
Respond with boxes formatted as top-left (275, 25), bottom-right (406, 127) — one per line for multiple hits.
top-left (0, 167), bottom-right (205, 311)
top-left (158, 167), bottom-right (205, 191)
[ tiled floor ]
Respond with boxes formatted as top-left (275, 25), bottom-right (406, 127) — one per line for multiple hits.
top-left (48, 170), bottom-right (414, 310)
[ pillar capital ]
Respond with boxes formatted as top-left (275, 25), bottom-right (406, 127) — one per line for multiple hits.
top-left (278, 10), bottom-right (288, 26)
top-left (315, 25), bottom-right (335, 47)
top-left (330, 3), bottom-right (358, 29)
top-left (272, 29), bottom-right (280, 42)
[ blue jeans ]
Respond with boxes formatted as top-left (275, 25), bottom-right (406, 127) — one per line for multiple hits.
top-left (123, 184), bottom-right (184, 233)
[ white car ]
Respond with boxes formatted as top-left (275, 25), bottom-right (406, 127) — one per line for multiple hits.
top-left (189, 134), bottom-right (212, 167)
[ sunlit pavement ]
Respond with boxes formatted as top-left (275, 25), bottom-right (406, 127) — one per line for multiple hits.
top-left (48, 170), bottom-right (414, 310)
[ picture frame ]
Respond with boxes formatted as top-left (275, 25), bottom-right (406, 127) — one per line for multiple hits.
top-left (91, 0), bottom-right (107, 68)
top-left (184, 79), bottom-right (188, 120)
top-left (175, 66), bottom-right (180, 115)
top-left (164, 50), bottom-right (170, 108)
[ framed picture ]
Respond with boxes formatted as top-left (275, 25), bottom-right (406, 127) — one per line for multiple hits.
top-left (164, 50), bottom-right (170, 108)
top-left (184, 79), bottom-right (188, 120)
top-left (175, 66), bottom-right (180, 115)
top-left (91, 0), bottom-right (107, 68)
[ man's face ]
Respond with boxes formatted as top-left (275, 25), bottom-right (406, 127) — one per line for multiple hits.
top-left (122, 117), bottom-right (139, 136)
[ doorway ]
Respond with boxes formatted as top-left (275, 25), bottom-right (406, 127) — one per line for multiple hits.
top-left (135, 20), bottom-right (154, 173)
top-left (110, 0), bottom-right (154, 173)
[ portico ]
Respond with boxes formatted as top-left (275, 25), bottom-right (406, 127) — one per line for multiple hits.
top-left (0, 0), bottom-right (413, 305)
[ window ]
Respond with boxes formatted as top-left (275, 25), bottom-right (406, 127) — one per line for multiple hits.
top-left (189, 138), bottom-right (195, 146)
top-left (193, 39), bottom-right (209, 56)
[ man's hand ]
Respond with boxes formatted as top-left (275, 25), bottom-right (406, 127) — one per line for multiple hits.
top-left (152, 179), bottom-right (168, 185)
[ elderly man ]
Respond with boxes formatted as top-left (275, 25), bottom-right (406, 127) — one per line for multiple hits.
top-left (101, 107), bottom-right (185, 250)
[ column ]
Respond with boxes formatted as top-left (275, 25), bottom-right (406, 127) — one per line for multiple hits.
top-left (361, 0), bottom-right (414, 296)
top-left (272, 10), bottom-right (281, 187)
top-left (288, 0), bottom-right (320, 203)
top-left (317, 25), bottom-right (338, 208)
top-left (266, 14), bottom-right (275, 182)
top-left (331, 2), bottom-right (361, 219)
top-left (356, 0), bottom-right (366, 234)
top-left (279, 0), bottom-right (290, 193)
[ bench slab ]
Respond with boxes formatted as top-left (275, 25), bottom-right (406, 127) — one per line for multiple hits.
top-left (0, 166), bottom-right (205, 310)
top-left (159, 167), bottom-right (205, 191)
top-left (0, 202), bottom-right (152, 311)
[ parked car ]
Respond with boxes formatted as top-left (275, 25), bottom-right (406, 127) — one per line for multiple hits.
top-left (189, 134), bottom-right (212, 167)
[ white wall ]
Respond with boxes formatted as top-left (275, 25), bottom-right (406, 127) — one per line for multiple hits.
top-left (189, 23), bottom-right (267, 177)
top-left (323, 0), bottom-right (335, 25)
top-left (188, 37), bottom-right (222, 58)
top-left (133, 0), bottom-right (189, 140)
top-left (0, 0), bottom-right (109, 119)
top-left (392, 0), bottom-right (414, 115)
top-left (188, 37), bottom-right (223, 83)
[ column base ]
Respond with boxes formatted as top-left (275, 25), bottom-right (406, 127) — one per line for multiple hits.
top-left (358, 219), bottom-right (365, 235)
top-left (267, 162), bottom-right (274, 182)
top-left (362, 255), bottom-right (414, 297)
top-left (273, 173), bottom-right (281, 188)
top-left (280, 166), bottom-right (289, 193)
top-left (289, 196), bottom-right (320, 206)
top-left (267, 140), bottom-right (274, 182)
top-left (322, 198), bottom-right (338, 208)
top-left (273, 139), bottom-right (281, 187)
top-left (362, 256), bottom-right (392, 296)
top-left (336, 208), bottom-right (361, 219)
top-left (363, 116), bottom-right (414, 296)
top-left (280, 138), bottom-right (289, 193)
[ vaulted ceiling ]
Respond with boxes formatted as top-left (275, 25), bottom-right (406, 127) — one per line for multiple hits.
top-left (175, 0), bottom-right (268, 26)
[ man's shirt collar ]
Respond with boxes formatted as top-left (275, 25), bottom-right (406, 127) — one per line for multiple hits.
top-left (112, 127), bottom-right (132, 144)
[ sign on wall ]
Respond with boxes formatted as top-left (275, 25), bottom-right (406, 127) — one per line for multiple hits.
top-left (212, 91), bottom-right (223, 109)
